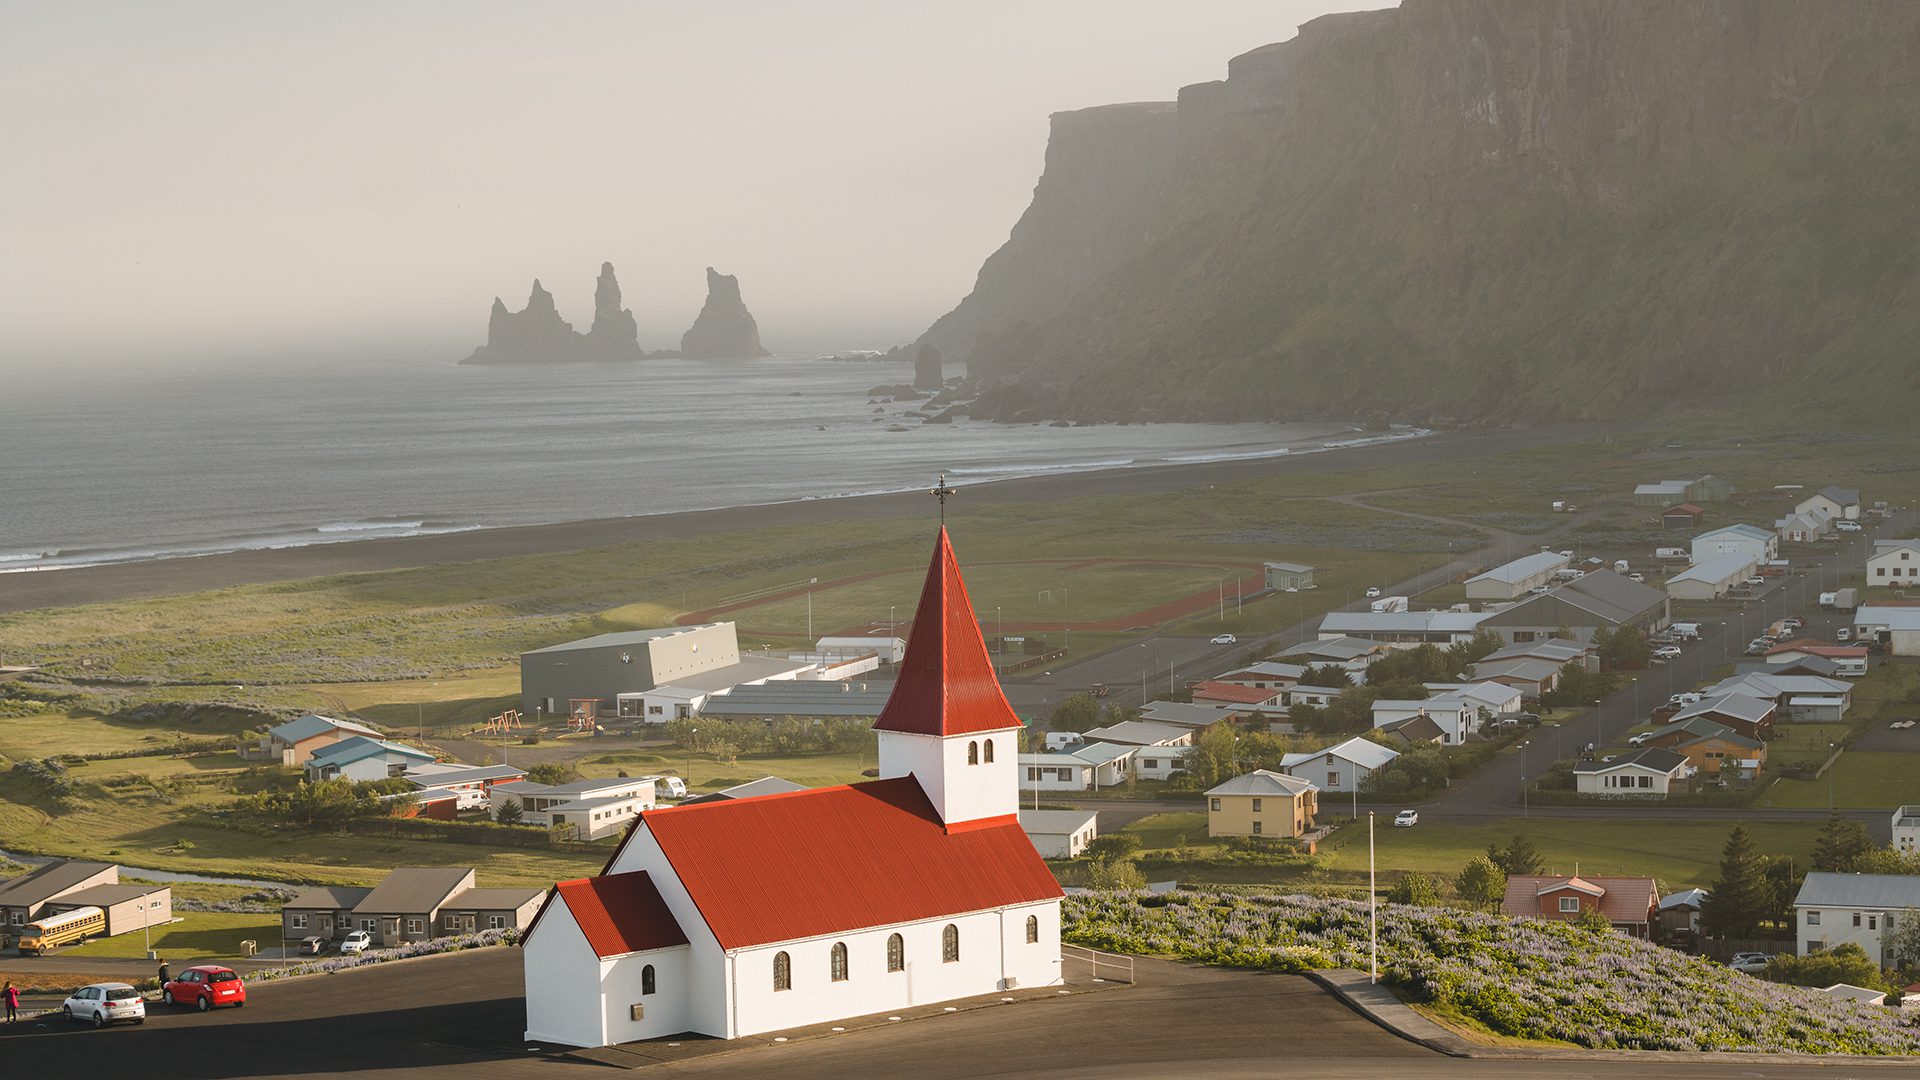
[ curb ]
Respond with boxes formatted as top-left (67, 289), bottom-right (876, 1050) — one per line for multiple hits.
top-left (1306, 969), bottom-right (1474, 1057)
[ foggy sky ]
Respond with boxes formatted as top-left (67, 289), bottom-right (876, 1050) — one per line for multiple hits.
top-left (0, 1), bottom-right (1371, 366)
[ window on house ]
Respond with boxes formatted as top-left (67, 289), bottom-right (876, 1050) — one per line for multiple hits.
top-left (968, 741), bottom-right (979, 765)
top-left (942, 924), bottom-right (959, 963)
top-left (1252, 798), bottom-right (1263, 812)
top-left (489, 915), bottom-right (505, 930)
top-left (773, 951), bottom-right (791, 991)
top-left (1026, 915), bottom-right (1039, 944)
top-left (887, 933), bottom-right (904, 972)
top-left (1252, 821), bottom-right (1263, 835)
top-left (640, 964), bottom-right (657, 995)
top-left (1853, 913), bottom-right (1862, 927)
top-left (1559, 897), bottom-right (1580, 913)
top-left (290, 914), bottom-right (307, 929)
top-left (362, 919), bottom-right (375, 932)
top-left (1028, 768), bottom-right (1039, 781)
top-left (1328, 771), bottom-right (1340, 788)
top-left (1806, 911), bottom-right (1821, 926)
top-left (1210, 798), bottom-right (1221, 811)
top-left (1869, 915), bottom-right (1878, 931)
top-left (407, 918), bottom-right (424, 933)
top-left (983, 739), bottom-right (994, 764)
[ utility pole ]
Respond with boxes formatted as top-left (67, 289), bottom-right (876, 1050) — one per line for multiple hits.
top-left (1368, 811), bottom-right (1378, 985)
top-left (807, 591), bottom-right (813, 640)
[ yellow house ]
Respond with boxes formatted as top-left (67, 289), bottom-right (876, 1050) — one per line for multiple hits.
top-left (1205, 770), bottom-right (1319, 838)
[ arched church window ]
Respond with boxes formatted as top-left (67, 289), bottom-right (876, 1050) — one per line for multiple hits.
top-left (1026, 915), bottom-right (1039, 944)
top-left (942, 923), bottom-right (960, 963)
top-left (773, 951), bottom-right (791, 991)
top-left (830, 941), bottom-right (849, 982)
top-left (983, 738), bottom-right (994, 763)
top-left (641, 964), bottom-right (656, 995)
top-left (967, 741), bottom-right (979, 765)
top-left (887, 932), bottom-right (904, 972)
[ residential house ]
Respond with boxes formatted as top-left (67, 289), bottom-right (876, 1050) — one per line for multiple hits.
top-left (1658, 888), bottom-right (1708, 939)
top-left (1467, 659), bottom-right (1562, 699)
top-left (0, 861), bottom-right (119, 929)
top-left (1136, 701), bottom-right (1243, 729)
top-left (303, 736), bottom-right (435, 783)
top-left (1204, 771), bottom-right (1318, 839)
top-left (1794, 872), bottom-right (1920, 967)
top-left (1263, 562), bottom-right (1316, 591)
top-left (1463, 552), bottom-right (1570, 601)
top-left (1370, 697), bottom-right (1477, 744)
top-left (405, 762), bottom-right (528, 811)
top-left (1423, 681), bottom-right (1523, 717)
top-left (1279, 737), bottom-right (1399, 794)
top-left (551, 793), bottom-right (660, 841)
top-left (1664, 554), bottom-right (1758, 601)
top-left (342, 867), bottom-right (478, 946)
top-left (1776, 510), bottom-right (1832, 544)
top-left (1690, 524), bottom-right (1778, 566)
top-left (1190, 682), bottom-right (1285, 710)
top-left (1478, 639), bottom-right (1597, 670)
top-left (490, 776), bottom-right (660, 836)
top-left (1285, 685), bottom-right (1346, 709)
top-left (1129, 746), bottom-right (1188, 782)
top-left (1281, 636), bottom-right (1393, 673)
top-left (1317, 610), bottom-right (1488, 646)
top-left (1079, 720), bottom-right (1194, 749)
top-left (260, 714), bottom-right (383, 767)
top-left (1868, 539), bottom-right (1920, 589)
top-left (1763, 641), bottom-right (1867, 677)
top-left (1377, 714), bottom-right (1447, 747)
top-left (1797, 486), bottom-right (1861, 523)
top-left (1702, 672), bottom-right (1852, 722)
top-left (436, 886), bottom-right (545, 937)
top-left (1475, 571), bottom-right (1669, 646)
top-left (1503, 875), bottom-right (1660, 937)
top-left (1574, 748), bottom-right (1692, 798)
top-left (1670, 724), bottom-right (1765, 781)
top-left (1823, 984), bottom-right (1888, 1006)
top-left (1854, 604), bottom-right (1920, 657)
top-left (1738, 656), bottom-right (1847, 680)
top-left (1018, 743), bottom-right (1134, 792)
top-left (284, 869), bottom-right (542, 946)
top-left (681, 777), bottom-right (808, 806)
top-left (1212, 662), bottom-right (1306, 691)
top-left (1662, 504), bottom-right (1707, 530)
top-left (1892, 806), bottom-right (1920, 853)
top-left (1664, 694), bottom-right (1778, 741)
top-left (1018, 809), bottom-right (1099, 859)
top-left (279, 885), bottom-right (373, 943)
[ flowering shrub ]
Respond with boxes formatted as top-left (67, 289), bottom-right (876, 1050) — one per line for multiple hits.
top-left (251, 927), bottom-right (519, 982)
top-left (1064, 890), bottom-right (1920, 1054)
top-left (175, 887), bottom-right (300, 913)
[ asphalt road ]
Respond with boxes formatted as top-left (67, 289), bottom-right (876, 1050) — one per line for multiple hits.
top-left (3, 945), bottom-right (1906, 1079)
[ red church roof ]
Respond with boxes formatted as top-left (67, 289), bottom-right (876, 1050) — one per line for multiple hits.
top-left (530, 871), bottom-right (689, 960)
top-left (637, 776), bottom-right (1060, 950)
top-left (871, 527), bottom-right (1023, 738)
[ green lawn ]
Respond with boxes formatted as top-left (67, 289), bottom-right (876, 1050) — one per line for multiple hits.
top-left (1757, 751), bottom-right (1920, 809)
top-left (1763, 723), bottom-right (1851, 765)
top-left (577, 748), bottom-right (871, 792)
top-left (59, 912), bottom-right (281, 961)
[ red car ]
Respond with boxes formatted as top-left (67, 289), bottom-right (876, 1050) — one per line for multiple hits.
top-left (162, 966), bottom-right (247, 1011)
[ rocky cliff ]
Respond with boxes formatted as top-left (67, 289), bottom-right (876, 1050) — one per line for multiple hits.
top-left (460, 263), bottom-right (644, 365)
top-left (679, 267), bottom-right (771, 359)
top-left (926, 0), bottom-right (1920, 423)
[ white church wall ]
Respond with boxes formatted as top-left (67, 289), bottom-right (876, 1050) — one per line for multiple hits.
top-left (877, 729), bottom-right (1017, 825)
top-left (604, 824), bottom-right (734, 1037)
top-left (998, 901), bottom-right (1064, 990)
top-left (523, 901), bottom-right (611, 1047)
top-left (601, 946), bottom-right (691, 1043)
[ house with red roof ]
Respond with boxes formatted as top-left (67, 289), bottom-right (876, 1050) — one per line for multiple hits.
top-left (521, 528), bottom-right (1064, 1047)
top-left (1501, 874), bottom-right (1660, 938)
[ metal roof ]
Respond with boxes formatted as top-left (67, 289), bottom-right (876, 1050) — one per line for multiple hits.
top-left (1659, 888), bottom-right (1708, 911)
top-left (1206, 770), bottom-right (1316, 797)
top-left (1695, 523), bottom-right (1774, 543)
top-left (0, 860), bottom-right (115, 907)
top-left (284, 885), bottom-right (373, 910)
top-left (1285, 637), bottom-right (1387, 661)
top-left (1856, 605), bottom-right (1920, 632)
top-left (1482, 640), bottom-right (1588, 663)
top-left (307, 735), bottom-right (434, 767)
top-left (1320, 611), bottom-right (1487, 635)
top-left (1263, 561), bottom-right (1315, 574)
top-left (1671, 693), bottom-right (1776, 725)
top-left (1017, 809), bottom-right (1098, 835)
top-left (353, 867), bottom-right (474, 915)
top-left (871, 528), bottom-right (1024, 738)
top-left (1503, 875), bottom-right (1657, 925)
top-left (636, 776), bottom-right (1061, 950)
top-left (443, 887), bottom-right (543, 911)
top-left (1573, 747), bottom-right (1688, 774)
top-left (1668, 554), bottom-right (1755, 586)
top-left (1191, 681), bottom-right (1284, 704)
top-left (268, 714), bottom-right (380, 745)
top-left (529, 872), bottom-right (688, 960)
top-left (1280, 736), bottom-right (1398, 773)
top-left (1137, 701), bottom-right (1241, 727)
top-left (649, 655), bottom-right (819, 694)
top-left (1794, 871), bottom-right (1920, 910)
top-left (51, 883), bottom-right (168, 907)
top-left (1079, 720), bottom-right (1192, 746)
top-left (1816, 486), bottom-right (1861, 506)
top-left (405, 763), bottom-right (526, 786)
top-left (522, 625), bottom-right (721, 654)
top-left (1466, 551), bottom-right (1569, 585)
top-left (698, 679), bottom-right (893, 719)
top-left (1471, 658), bottom-right (1565, 683)
top-left (682, 776), bottom-right (809, 805)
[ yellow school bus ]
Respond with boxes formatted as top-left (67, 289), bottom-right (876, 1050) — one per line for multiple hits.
top-left (18, 906), bottom-right (106, 954)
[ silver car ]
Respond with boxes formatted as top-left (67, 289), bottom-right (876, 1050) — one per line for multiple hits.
top-left (63, 982), bottom-right (146, 1027)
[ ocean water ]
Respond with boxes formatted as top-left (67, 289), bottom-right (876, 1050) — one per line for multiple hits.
top-left (0, 356), bottom-right (1403, 574)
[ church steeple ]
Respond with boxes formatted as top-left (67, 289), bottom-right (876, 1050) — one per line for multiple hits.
top-left (873, 526), bottom-right (1021, 827)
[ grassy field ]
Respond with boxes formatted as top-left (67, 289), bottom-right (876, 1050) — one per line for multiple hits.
top-left (576, 748), bottom-right (871, 792)
top-left (1121, 811), bottom-right (1819, 890)
top-left (59, 912), bottom-right (281, 961)
top-left (1758, 752), bottom-right (1919, 810)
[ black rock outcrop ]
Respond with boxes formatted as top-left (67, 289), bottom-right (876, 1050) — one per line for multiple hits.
top-left (679, 267), bottom-right (771, 359)
top-left (580, 262), bottom-right (644, 361)
top-left (460, 263), bottom-right (643, 365)
top-left (912, 344), bottom-right (944, 391)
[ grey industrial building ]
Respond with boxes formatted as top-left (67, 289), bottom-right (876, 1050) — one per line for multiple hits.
top-left (695, 678), bottom-right (894, 721)
top-left (519, 622), bottom-right (809, 719)
top-left (1476, 570), bottom-right (1669, 645)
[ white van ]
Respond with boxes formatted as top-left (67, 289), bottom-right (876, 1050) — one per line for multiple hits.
top-left (1670, 622), bottom-right (1701, 640)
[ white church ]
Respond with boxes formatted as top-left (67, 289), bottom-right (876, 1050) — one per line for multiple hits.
top-left (521, 527), bottom-right (1065, 1047)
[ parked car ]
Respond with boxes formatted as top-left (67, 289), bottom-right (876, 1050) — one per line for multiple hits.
top-left (340, 929), bottom-right (374, 954)
top-left (1836, 520), bottom-right (1864, 532)
top-left (1728, 952), bottom-right (1775, 974)
top-left (163, 966), bottom-right (247, 1012)
top-left (1668, 692), bottom-right (1703, 706)
top-left (1744, 640), bottom-right (1771, 655)
top-left (1393, 809), bottom-right (1419, 827)
top-left (1781, 617), bottom-right (1805, 631)
top-left (299, 935), bottom-right (328, 955)
top-left (1364, 586), bottom-right (1382, 599)
top-left (1210, 634), bottom-right (1237, 645)
top-left (1628, 732), bottom-right (1655, 747)
top-left (63, 983), bottom-right (145, 1028)
top-left (1628, 572), bottom-right (1646, 583)
top-left (1652, 645), bottom-right (1683, 660)
top-left (1836, 627), bottom-right (1853, 642)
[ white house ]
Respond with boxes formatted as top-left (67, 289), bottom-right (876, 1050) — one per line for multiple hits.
top-left (1664, 554), bottom-right (1757, 600)
top-left (491, 777), bottom-right (660, 828)
top-left (1212, 662), bottom-right (1307, 690)
top-left (1370, 697), bottom-right (1476, 744)
top-left (1424, 681), bottom-right (1524, 717)
top-left (1794, 872), bottom-right (1920, 967)
top-left (1079, 720), bottom-right (1194, 749)
top-left (1867, 539), bottom-right (1920, 589)
top-left (1281, 637), bottom-right (1392, 672)
top-left (1018, 809), bottom-right (1099, 859)
top-left (1703, 671), bottom-right (1853, 722)
top-left (1854, 604), bottom-right (1920, 657)
top-left (1279, 737), bottom-right (1399, 793)
top-left (521, 528), bottom-right (1062, 1048)
top-left (1797, 486), bottom-right (1861, 522)
top-left (1129, 746), bottom-right (1187, 782)
top-left (303, 736), bottom-right (435, 783)
top-left (1690, 524), bottom-right (1777, 566)
top-left (1286, 685), bottom-right (1346, 709)
top-left (1135, 701), bottom-right (1241, 729)
top-left (1574, 748), bottom-right (1692, 798)
top-left (1019, 742), bottom-right (1134, 792)
top-left (1893, 806), bottom-right (1920, 853)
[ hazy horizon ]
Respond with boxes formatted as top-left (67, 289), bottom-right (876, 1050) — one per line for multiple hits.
top-left (0, 1), bottom-right (1373, 369)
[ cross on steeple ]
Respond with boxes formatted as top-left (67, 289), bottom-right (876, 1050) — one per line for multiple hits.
top-left (930, 473), bottom-right (956, 522)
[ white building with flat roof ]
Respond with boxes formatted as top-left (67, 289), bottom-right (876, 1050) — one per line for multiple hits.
top-left (1894, 806), bottom-right (1920, 853)
top-left (1018, 809), bottom-right (1099, 859)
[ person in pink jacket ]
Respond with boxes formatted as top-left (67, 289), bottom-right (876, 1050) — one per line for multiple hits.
top-left (4, 980), bottom-right (18, 1023)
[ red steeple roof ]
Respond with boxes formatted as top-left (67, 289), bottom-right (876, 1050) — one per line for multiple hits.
top-left (871, 527), bottom-right (1023, 737)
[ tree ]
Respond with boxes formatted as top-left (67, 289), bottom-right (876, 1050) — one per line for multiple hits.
top-left (526, 762), bottom-right (574, 787)
top-left (1574, 906), bottom-right (1615, 933)
top-left (1702, 825), bottom-right (1769, 939)
top-left (1455, 855), bottom-right (1507, 908)
top-left (1084, 834), bottom-right (1141, 861)
top-left (1813, 811), bottom-right (1873, 872)
top-left (1177, 723), bottom-right (1239, 789)
top-left (1849, 845), bottom-right (1920, 876)
top-left (1884, 908), bottom-right (1920, 968)
top-left (1762, 943), bottom-right (1890, 992)
top-left (1760, 856), bottom-right (1805, 932)
top-left (1487, 834), bottom-right (1542, 876)
top-left (1599, 625), bottom-right (1650, 670)
top-left (494, 800), bottom-right (526, 826)
top-left (1302, 664), bottom-right (1352, 689)
top-left (1363, 748), bottom-right (1448, 796)
top-left (1444, 631), bottom-right (1506, 672)
top-left (1048, 693), bottom-right (1103, 734)
top-left (1084, 856), bottom-right (1146, 891)
top-left (1388, 873), bottom-right (1441, 906)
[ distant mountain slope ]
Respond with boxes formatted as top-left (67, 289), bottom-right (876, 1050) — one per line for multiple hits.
top-left (921, 0), bottom-right (1920, 423)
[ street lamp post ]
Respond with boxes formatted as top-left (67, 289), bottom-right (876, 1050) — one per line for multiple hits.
top-left (688, 727), bottom-right (698, 790)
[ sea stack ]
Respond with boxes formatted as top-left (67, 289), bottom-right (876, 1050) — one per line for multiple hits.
top-left (913, 343), bottom-right (944, 391)
top-left (579, 262), bottom-right (644, 361)
top-left (679, 267), bottom-right (771, 359)
top-left (461, 280), bottom-right (578, 365)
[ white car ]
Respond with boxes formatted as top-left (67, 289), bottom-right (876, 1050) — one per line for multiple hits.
top-left (1393, 809), bottom-right (1418, 827)
top-left (1652, 645), bottom-right (1683, 660)
top-left (1628, 732), bottom-right (1655, 747)
top-left (63, 983), bottom-right (145, 1028)
top-left (1835, 519), bottom-right (1863, 532)
top-left (1728, 951), bottom-right (1775, 974)
top-left (340, 929), bottom-right (374, 954)
top-left (1364, 587), bottom-right (1382, 599)
top-left (1211, 634), bottom-right (1237, 645)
